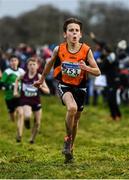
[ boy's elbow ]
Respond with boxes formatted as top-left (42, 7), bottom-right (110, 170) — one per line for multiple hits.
top-left (46, 89), bottom-right (50, 94)
top-left (44, 88), bottom-right (50, 94)
top-left (96, 69), bottom-right (101, 76)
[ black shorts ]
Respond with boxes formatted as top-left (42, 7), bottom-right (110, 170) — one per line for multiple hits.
top-left (5, 97), bottom-right (21, 113)
top-left (57, 83), bottom-right (87, 111)
top-left (20, 102), bottom-right (42, 112)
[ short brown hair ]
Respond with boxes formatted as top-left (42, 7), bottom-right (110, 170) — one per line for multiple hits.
top-left (9, 55), bottom-right (19, 61)
top-left (27, 57), bottom-right (38, 64)
top-left (63, 17), bottom-right (83, 32)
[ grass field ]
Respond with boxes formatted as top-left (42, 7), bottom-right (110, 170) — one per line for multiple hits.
top-left (1, 90), bottom-right (129, 179)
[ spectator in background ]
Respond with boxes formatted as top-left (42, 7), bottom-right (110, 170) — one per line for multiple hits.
top-left (100, 45), bottom-right (122, 121)
top-left (0, 49), bottom-right (9, 79)
top-left (90, 32), bottom-right (107, 105)
top-left (0, 49), bottom-right (6, 78)
top-left (15, 43), bottom-right (30, 70)
top-left (116, 40), bottom-right (129, 104)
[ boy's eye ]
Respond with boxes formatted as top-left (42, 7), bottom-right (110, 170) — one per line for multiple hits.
top-left (69, 29), bottom-right (79, 32)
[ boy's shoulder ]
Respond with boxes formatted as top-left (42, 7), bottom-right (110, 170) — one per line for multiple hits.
top-left (18, 67), bottom-right (25, 73)
top-left (4, 67), bottom-right (25, 75)
top-left (4, 68), bottom-right (12, 75)
top-left (83, 42), bottom-right (90, 49)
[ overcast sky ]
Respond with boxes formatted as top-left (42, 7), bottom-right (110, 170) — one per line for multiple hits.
top-left (0, 0), bottom-right (128, 18)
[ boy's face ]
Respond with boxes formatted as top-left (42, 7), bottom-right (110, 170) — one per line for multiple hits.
top-left (10, 57), bottom-right (19, 70)
top-left (27, 61), bottom-right (38, 73)
top-left (63, 23), bottom-right (82, 43)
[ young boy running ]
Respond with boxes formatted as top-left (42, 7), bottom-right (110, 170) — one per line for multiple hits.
top-left (14, 57), bottom-right (50, 143)
top-left (34, 18), bottom-right (101, 163)
top-left (0, 55), bottom-right (25, 142)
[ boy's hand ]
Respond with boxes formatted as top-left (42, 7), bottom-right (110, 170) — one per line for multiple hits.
top-left (79, 60), bottom-right (87, 71)
top-left (90, 32), bottom-right (96, 39)
top-left (33, 80), bottom-right (42, 88)
top-left (13, 90), bottom-right (19, 97)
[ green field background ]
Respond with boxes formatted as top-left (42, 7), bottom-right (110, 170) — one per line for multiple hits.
top-left (0, 90), bottom-right (129, 179)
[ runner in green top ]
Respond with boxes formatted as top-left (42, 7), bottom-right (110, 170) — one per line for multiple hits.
top-left (0, 55), bottom-right (25, 142)
top-left (1, 64), bottom-right (25, 100)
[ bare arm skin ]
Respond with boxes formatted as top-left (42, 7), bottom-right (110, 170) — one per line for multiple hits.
top-left (13, 77), bottom-right (20, 97)
top-left (79, 49), bottom-right (101, 76)
top-left (33, 46), bottom-right (59, 87)
top-left (38, 74), bottom-right (50, 94)
top-left (14, 75), bottom-right (25, 97)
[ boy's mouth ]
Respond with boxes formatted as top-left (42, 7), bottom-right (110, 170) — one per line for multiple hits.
top-left (73, 37), bottom-right (77, 41)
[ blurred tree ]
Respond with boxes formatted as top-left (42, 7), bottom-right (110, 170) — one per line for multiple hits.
top-left (0, 5), bottom-right (73, 47)
top-left (0, 2), bottom-right (128, 48)
top-left (77, 0), bottom-right (129, 46)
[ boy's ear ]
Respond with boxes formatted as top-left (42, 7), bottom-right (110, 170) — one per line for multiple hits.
top-left (63, 32), bottom-right (66, 38)
top-left (80, 32), bottom-right (82, 38)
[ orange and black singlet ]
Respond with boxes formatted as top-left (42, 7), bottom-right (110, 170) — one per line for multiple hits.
top-left (53, 42), bottom-right (90, 87)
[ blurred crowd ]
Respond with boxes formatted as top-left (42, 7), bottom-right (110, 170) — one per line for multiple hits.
top-left (0, 43), bottom-right (57, 95)
top-left (86, 33), bottom-right (129, 120)
top-left (89, 33), bottom-right (129, 104)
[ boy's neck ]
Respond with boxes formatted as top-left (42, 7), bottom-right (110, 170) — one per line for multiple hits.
top-left (67, 42), bottom-right (81, 53)
top-left (10, 66), bottom-right (18, 71)
top-left (28, 71), bottom-right (36, 78)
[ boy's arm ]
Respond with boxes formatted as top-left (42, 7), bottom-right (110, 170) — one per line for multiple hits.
top-left (0, 71), bottom-right (8, 88)
top-left (38, 74), bottom-right (50, 94)
top-left (13, 69), bottom-right (25, 97)
top-left (79, 49), bottom-right (101, 76)
top-left (13, 77), bottom-right (21, 97)
top-left (34, 46), bottom-right (59, 87)
top-left (13, 77), bottom-right (19, 97)
top-left (0, 70), bottom-right (2, 79)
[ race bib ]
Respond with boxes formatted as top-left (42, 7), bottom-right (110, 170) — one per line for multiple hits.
top-left (61, 62), bottom-right (81, 77)
top-left (23, 83), bottom-right (38, 97)
top-left (24, 88), bottom-right (38, 97)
